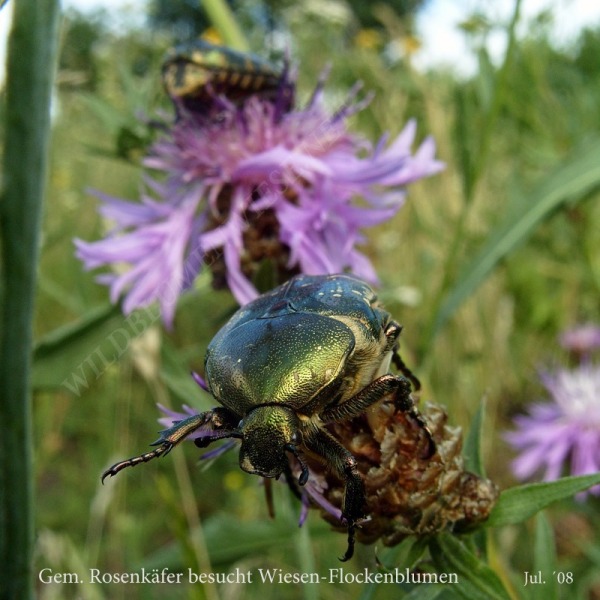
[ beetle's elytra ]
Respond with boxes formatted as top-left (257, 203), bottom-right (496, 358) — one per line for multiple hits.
top-left (162, 39), bottom-right (292, 113)
top-left (102, 273), bottom-right (435, 561)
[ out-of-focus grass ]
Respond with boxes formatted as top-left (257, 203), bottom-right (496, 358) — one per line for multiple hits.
top-left (30, 7), bottom-right (600, 600)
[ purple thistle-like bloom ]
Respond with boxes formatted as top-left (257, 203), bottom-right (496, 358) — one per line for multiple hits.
top-left (559, 323), bottom-right (600, 357)
top-left (505, 363), bottom-right (600, 496)
top-left (75, 71), bottom-right (443, 326)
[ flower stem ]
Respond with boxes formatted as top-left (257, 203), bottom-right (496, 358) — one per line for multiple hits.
top-left (0, 0), bottom-right (60, 597)
top-left (201, 0), bottom-right (249, 51)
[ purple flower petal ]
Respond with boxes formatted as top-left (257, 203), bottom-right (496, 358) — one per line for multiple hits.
top-left (76, 72), bottom-right (443, 321)
top-left (191, 371), bottom-right (209, 392)
top-left (559, 323), bottom-right (600, 355)
top-left (506, 363), bottom-right (600, 497)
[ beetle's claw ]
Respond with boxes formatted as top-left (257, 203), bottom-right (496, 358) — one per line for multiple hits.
top-left (339, 524), bottom-right (356, 562)
top-left (101, 460), bottom-right (129, 484)
top-left (408, 409), bottom-right (436, 459)
top-left (422, 427), bottom-right (436, 459)
top-left (415, 418), bottom-right (436, 459)
top-left (284, 442), bottom-right (310, 486)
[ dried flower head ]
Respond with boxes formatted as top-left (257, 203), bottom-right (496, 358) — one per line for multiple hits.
top-left (298, 400), bottom-right (499, 546)
top-left (75, 67), bottom-right (443, 327)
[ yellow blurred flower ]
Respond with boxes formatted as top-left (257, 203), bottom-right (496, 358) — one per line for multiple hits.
top-left (354, 28), bottom-right (383, 50)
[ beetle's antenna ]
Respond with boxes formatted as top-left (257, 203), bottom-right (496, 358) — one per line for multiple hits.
top-left (392, 347), bottom-right (421, 392)
top-left (285, 444), bottom-right (309, 486)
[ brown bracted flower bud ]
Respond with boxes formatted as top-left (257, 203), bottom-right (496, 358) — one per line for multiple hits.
top-left (302, 400), bottom-right (499, 547)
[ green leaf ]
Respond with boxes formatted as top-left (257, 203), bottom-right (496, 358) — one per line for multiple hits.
top-left (461, 397), bottom-right (493, 557)
top-left (529, 512), bottom-right (557, 600)
top-left (429, 533), bottom-right (511, 600)
top-left (432, 137), bottom-right (600, 336)
top-left (359, 537), bottom-right (430, 600)
top-left (402, 584), bottom-right (445, 600)
top-left (159, 338), bottom-right (212, 408)
top-left (32, 303), bottom-right (141, 392)
top-left (140, 513), bottom-right (317, 569)
top-left (463, 395), bottom-right (487, 476)
top-left (377, 535), bottom-right (430, 572)
top-left (485, 473), bottom-right (600, 528)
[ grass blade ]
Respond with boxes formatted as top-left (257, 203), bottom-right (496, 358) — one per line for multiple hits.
top-left (432, 137), bottom-right (600, 337)
top-left (485, 473), bottom-right (600, 528)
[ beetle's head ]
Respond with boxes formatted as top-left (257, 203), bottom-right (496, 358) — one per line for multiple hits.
top-left (238, 405), bottom-right (302, 479)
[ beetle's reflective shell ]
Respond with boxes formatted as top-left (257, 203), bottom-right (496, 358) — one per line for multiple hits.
top-left (205, 274), bottom-right (392, 416)
top-left (162, 40), bottom-right (285, 110)
top-left (101, 272), bottom-right (433, 563)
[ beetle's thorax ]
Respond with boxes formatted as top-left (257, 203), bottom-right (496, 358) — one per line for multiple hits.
top-left (238, 405), bottom-right (300, 478)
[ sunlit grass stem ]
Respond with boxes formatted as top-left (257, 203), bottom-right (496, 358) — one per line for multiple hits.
top-left (201, 0), bottom-right (249, 51)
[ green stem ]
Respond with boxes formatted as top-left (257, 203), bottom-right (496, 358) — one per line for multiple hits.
top-left (201, 0), bottom-right (249, 51)
top-left (418, 0), bottom-right (522, 361)
top-left (0, 1), bottom-right (60, 598)
top-left (470, 0), bottom-right (522, 191)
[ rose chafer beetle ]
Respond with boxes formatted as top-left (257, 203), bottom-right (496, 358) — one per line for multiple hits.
top-left (102, 274), bottom-right (435, 561)
top-left (162, 39), bottom-right (293, 113)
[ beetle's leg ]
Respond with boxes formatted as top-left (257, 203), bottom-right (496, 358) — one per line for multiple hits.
top-left (285, 443), bottom-right (309, 486)
top-left (282, 459), bottom-right (304, 501)
top-left (392, 377), bottom-right (435, 456)
top-left (319, 375), bottom-right (435, 458)
top-left (384, 321), bottom-right (421, 391)
top-left (264, 478), bottom-right (276, 519)
top-left (101, 407), bottom-right (238, 483)
top-left (302, 427), bottom-right (365, 562)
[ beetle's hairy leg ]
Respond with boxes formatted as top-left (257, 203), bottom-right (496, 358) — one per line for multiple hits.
top-left (282, 459), bottom-right (304, 501)
top-left (192, 407), bottom-right (242, 448)
top-left (101, 410), bottom-right (227, 483)
top-left (100, 445), bottom-right (173, 484)
top-left (393, 377), bottom-right (436, 458)
top-left (285, 443), bottom-right (309, 486)
top-left (319, 375), bottom-right (400, 422)
top-left (302, 427), bottom-right (365, 562)
top-left (320, 375), bottom-right (435, 458)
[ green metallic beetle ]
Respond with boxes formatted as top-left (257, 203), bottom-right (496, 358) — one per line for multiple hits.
top-left (162, 39), bottom-right (293, 113)
top-left (102, 274), bottom-right (435, 561)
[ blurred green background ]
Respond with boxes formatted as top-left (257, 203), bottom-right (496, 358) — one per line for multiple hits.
top-left (8, 0), bottom-right (600, 598)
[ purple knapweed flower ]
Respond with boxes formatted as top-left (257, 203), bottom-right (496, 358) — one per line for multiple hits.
top-left (75, 70), bottom-right (443, 327)
top-left (559, 323), bottom-right (600, 358)
top-left (505, 363), bottom-right (600, 496)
